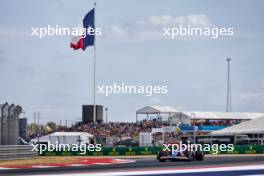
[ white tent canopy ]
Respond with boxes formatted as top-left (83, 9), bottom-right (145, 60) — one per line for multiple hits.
top-left (31, 132), bottom-right (94, 145)
top-left (182, 111), bottom-right (264, 120)
top-left (136, 106), bottom-right (178, 114)
top-left (31, 134), bottom-right (50, 143)
top-left (135, 105), bottom-right (264, 122)
top-left (211, 116), bottom-right (264, 135)
top-left (136, 106), bottom-right (179, 122)
top-left (49, 132), bottom-right (94, 137)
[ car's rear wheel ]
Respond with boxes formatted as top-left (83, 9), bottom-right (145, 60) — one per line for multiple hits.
top-left (157, 151), bottom-right (167, 162)
top-left (187, 152), bottom-right (194, 161)
top-left (195, 151), bottom-right (205, 161)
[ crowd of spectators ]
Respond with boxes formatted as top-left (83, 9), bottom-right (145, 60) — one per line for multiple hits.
top-left (45, 119), bottom-right (238, 140)
top-left (191, 119), bottom-right (242, 126)
top-left (65, 120), bottom-right (163, 139)
top-left (29, 118), bottom-right (240, 145)
top-left (152, 132), bottom-right (182, 145)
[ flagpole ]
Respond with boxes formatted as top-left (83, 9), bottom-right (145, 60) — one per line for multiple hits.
top-left (93, 1), bottom-right (96, 124)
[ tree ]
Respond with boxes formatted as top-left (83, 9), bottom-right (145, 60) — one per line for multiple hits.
top-left (46, 121), bottom-right (57, 132)
top-left (27, 123), bottom-right (38, 136)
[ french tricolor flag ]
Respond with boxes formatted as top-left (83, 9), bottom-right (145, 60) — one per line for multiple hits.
top-left (70, 8), bottom-right (95, 50)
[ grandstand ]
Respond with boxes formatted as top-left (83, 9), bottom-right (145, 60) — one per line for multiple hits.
top-left (211, 116), bottom-right (264, 144)
top-left (30, 106), bottom-right (264, 147)
top-left (136, 106), bottom-right (264, 134)
top-left (177, 111), bottom-right (264, 134)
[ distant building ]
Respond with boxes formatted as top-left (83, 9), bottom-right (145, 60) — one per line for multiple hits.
top-left (0, 102), bottom-right (22, 145)
top-left (82, 105), bottom-right (103, 124)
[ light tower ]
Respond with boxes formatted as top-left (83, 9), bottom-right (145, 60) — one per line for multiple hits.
top-left (226, 58), bottom-right (232, 112)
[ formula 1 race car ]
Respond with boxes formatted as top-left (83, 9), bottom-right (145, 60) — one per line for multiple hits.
top-left (157, 144), bottom-right (205, 162)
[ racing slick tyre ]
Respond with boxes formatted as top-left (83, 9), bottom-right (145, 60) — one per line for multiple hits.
top-left (195, 151), bottom-right (205, 161)
top-left (157, 150), bottom-right (167, 162)
top-left (187, 152), bottom-right (194, 161)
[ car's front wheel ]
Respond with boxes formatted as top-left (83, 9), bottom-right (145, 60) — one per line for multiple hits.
top-left (157, 151), bottom-right (167, 162)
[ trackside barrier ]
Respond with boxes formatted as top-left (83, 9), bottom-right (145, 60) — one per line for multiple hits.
top-left (40, 146), bottom-right (161, 156)
top-left (0, 145), bottom-right (38, 160)
top-left (216, 145), bottom-right (264, 154)
top-left (40, 145), bottom-right (264, 156)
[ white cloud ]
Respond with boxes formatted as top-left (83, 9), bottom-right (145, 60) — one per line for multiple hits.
top-left (260, 82), bottom-right (264, 89)
top-left (111, 25), bottom-right (128, 36)
top-left (0, 50), bottom-right (7, 64)
top-left (239, 92), bottom-right (263, 101)
top-left (35, 107), bottom-right (70, 114)
top-left (0, 26), bottom-right (29, 38)
top-left (103, 25), bottom-right (128, 38)
top-left (102, 14), bottom-right (215, 41)
top-left (150, 97), bottom-right (163, 104)
top-left (175, 106), bottom-right (185, 110)
top-left (137, 14), bottom-right (212, 27)
top-left (191, 83), bottom-right (202, 90)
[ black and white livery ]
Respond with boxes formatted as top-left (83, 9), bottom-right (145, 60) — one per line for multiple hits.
top-left (157, 143), bottom-right (205, 162)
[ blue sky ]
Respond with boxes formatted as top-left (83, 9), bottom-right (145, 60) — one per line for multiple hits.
top-left (0, 0), bottom-right (264, 124)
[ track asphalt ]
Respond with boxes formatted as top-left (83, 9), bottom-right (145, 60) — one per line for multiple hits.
top-left (0, 155), bottom-right (264, 176)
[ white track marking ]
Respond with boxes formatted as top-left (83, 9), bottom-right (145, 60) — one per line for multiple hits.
top-left (38, 164), bottom-right (264, 176)
top-left (32, 166), bottom-right (59, 168)
top-left (0, 167), bottom-right (16, 170)
top-left (241, 175), bottom-right (264, 176)
top-left (69, 164), bottom-right (91, 167)
top-left (114, 159), bottom-right (136, 163)
top-left (95, 163), bottom-right (113, 165)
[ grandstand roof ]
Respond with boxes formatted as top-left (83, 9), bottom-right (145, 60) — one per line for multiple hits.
top-left (211, 116), bottom-right (264, 135)
top-left (136, 106), bottom-right (178, 114)
top-left (182, 111), bottom-right (264, 120)
top-left (50, 132), bottom-right (93, 137)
